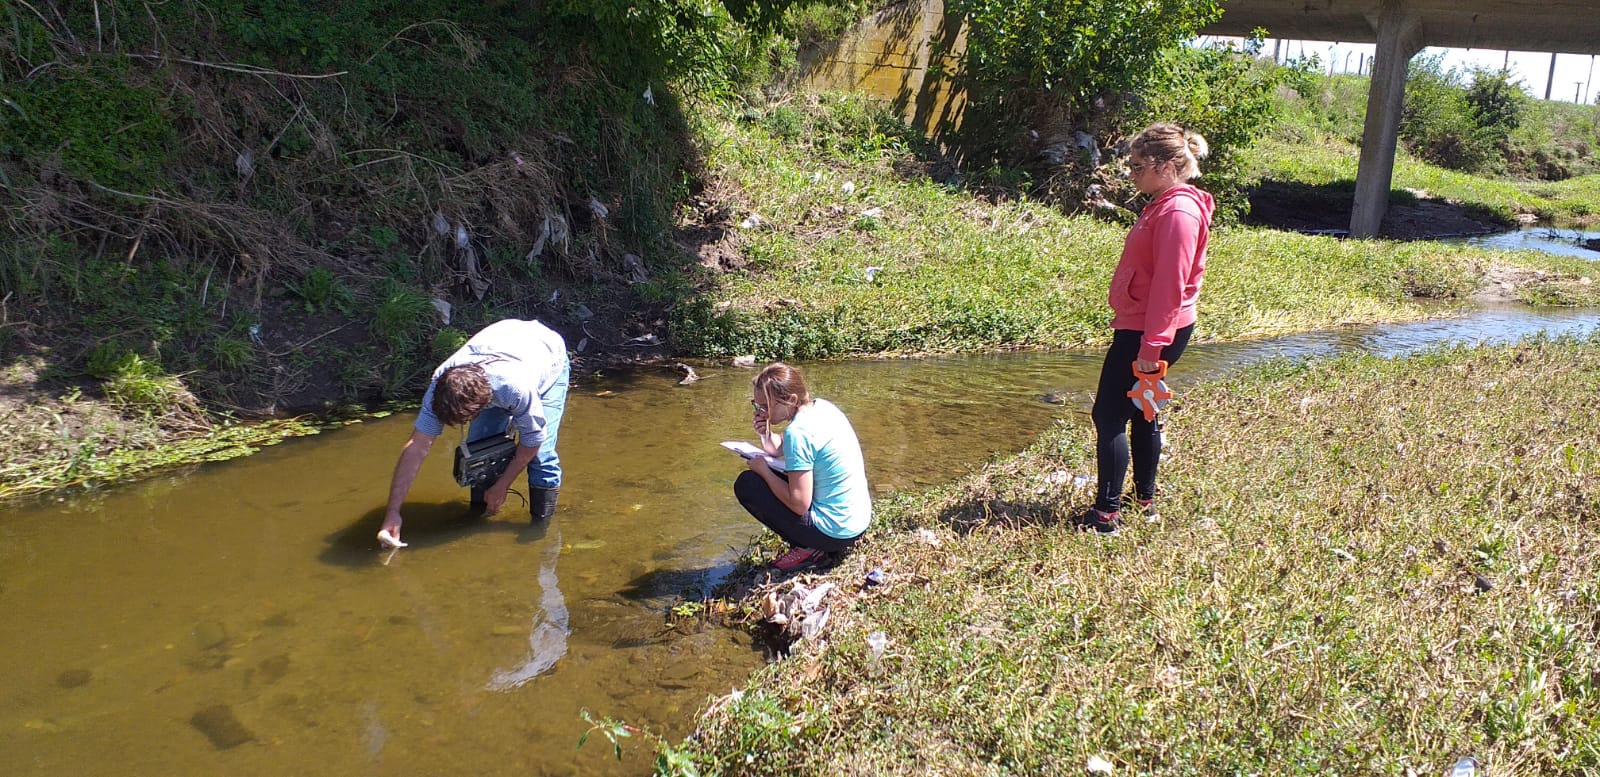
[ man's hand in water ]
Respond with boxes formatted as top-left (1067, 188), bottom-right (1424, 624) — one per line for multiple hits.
top-left (483, 482), bottom-right (510, 514)
top-left (377, 513), bottom-right (407, 548)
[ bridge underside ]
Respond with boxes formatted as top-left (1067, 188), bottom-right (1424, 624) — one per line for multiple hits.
top-left (1208, 1), bottom-right (1600, 54)
top-left (1204, 0), bottom-right (1600, 237)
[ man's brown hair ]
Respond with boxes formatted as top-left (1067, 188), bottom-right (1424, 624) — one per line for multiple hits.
top-left (432, 364), bottom-right (492, 426)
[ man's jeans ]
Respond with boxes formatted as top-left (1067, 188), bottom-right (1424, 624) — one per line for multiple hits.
top-left (467, 361), bottom-right (569, 489)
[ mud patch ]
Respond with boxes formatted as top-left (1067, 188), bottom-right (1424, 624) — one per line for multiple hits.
top-left (1475, 265), bottom-right (1545, 303)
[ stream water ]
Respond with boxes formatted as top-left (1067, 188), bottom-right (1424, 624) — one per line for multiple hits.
top-left (1444, 225), bottom-right (1600, 260)
top-left (3, 305), bottom-right (1598, 776)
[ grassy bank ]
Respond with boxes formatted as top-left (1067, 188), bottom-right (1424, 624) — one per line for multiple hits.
top-left (1261, 69), bottom-right (1600, 222)
top-left (672, 97), bottom-right (1600, 360)
top-left (1248, 132), bottom-right (1600, 223)
top-left (676, 332), bottom-right (1600, 775)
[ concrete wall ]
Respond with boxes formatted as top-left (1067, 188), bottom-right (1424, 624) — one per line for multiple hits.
top-left (798, 0), bottom-right (967, 140)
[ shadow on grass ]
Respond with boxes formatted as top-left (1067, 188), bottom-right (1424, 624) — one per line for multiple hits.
top-left (1246, 179), bottom-right (1513, 239)
top-left (918, 491), bottom-right (1076, 535)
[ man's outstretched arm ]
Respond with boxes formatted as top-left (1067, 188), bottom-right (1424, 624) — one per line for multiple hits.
top-left (381, 429), bottom-right (437, 540)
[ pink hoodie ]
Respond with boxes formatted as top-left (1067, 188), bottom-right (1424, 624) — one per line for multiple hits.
top-left (1108, 183), bottom-right (1215, 363)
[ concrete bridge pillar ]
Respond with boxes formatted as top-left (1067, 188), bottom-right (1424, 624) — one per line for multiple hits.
top-left (1350, 2), bottom-right (1423, 238)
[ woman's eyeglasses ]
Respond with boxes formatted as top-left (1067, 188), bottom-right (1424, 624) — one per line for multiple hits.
top-left (1127, 161), bottom-right (1151, 174)
top-left (751, 400), bottom-right (768, 412)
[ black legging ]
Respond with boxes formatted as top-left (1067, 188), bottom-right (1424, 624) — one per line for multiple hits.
top-left (734, 470), bottom-right (859, 552)
top-left (1091, 325), bottom-right (1194, 514)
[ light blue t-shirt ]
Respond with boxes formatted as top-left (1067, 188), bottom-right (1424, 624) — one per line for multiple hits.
top-left (783, 398), bottom-right (871, 539)
top-left (415, 319), bottom-right (567, 446)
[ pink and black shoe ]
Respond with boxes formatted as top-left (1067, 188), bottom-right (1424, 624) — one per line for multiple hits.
top-left (772, 546), bottom-right (829, 572)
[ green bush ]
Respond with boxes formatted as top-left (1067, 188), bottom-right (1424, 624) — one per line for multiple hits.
top-left (1400, 56), bottom-right (1522, 175)
top-left (1134, 43), bottom-right (1316, 218)
top-left (3, 62), bottom-right (175, 191)
top-left (285, 267), bottom-right (355, 316)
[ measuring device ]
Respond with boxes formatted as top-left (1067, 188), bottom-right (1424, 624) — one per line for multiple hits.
top-left (1126, 360), bottom-right (1172, 422)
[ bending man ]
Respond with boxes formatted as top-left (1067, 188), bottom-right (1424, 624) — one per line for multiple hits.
top-left (379, 318), bottom-right (569, 547)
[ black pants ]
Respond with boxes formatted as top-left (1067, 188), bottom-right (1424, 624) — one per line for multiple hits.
top-left (734, 471), bottom-right (858, 552)
top-left (1091, 325), bottom-right (1194, 513)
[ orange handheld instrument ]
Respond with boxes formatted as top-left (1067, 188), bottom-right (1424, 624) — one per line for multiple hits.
top-left (1126, 360), bottom-right (1172, 422)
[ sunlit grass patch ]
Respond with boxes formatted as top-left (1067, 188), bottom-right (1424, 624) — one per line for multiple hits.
top-left (681, 333), bottom-right (1600, 775)
top-left (1249, 134), bottom-right (1600, 222)
top-left (677, 99), bottom-right (1594, 361)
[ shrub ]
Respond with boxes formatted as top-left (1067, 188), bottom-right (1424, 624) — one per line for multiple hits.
top-left (1401, 56), bottom-right (1501, 173)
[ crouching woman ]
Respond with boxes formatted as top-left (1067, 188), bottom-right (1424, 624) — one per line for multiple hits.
top-left (735, 362), bottom-right (871, 571)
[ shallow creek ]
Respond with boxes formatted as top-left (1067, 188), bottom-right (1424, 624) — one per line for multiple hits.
top-left (3, 305), bottom-right (1597, 776)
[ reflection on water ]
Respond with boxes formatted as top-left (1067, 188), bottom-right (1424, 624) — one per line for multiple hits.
top-left (487, 530), bottom-right (570, 692)
top-left (1442, 226), bottom-right (1600, 260)
top-left (2, 306), bottom-right (1597, 775)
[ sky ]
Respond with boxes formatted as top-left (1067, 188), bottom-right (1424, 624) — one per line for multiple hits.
top-left (1204, 37), bottom-right (1600, 104)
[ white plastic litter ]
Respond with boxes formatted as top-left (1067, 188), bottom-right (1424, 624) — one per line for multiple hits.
top-left (865, 631), bottom-right (888, 677)
top-left (376, 529), bottom-right (408, 549)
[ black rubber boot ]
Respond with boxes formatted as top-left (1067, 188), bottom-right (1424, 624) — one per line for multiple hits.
top-left (467, 485), bottom-right (489, 517)
top-left (530, 486), bottom-right (560, 522)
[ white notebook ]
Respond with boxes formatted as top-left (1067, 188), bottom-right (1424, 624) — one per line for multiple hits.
top-left (720, 440), bottom-right (787, 471)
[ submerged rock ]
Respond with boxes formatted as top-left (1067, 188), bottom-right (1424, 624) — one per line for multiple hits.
top-left (190, 704), bottom-right (255, 750)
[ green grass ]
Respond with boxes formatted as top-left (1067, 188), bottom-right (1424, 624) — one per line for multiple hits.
top-left (673, 97), bottom-right (1600, 361)
top-left (0, 391), bottom-right (326, 502)
top-left (1249, 131), bottom-right (1600, 223)
top-left (677, 333), bottom-right (1600, 775)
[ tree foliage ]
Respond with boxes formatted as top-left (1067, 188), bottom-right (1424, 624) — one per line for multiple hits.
top-left (1402, 56), bottom-right (1531, 174)
top-left (950, 0), bottom-right (1223, 116)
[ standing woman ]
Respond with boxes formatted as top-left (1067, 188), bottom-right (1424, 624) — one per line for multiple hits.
top-left (1075, 124), bottom-right (1214, 534)
top-left (735, 362), bottom-right (872, 571)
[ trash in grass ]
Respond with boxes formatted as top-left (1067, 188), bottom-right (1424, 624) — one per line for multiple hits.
top-left (1447, 756), bottom-right (1479, 777)
top-left (1086, 754), bottom-right (1114, 774)
top-left (760, 580), bottom-right (837, 642)
top-left (864, 569), bottom-right (885, 587)
top-left (864, 266), bottom-right (883, 282)
top-left (865, 631), bottom-right (888, 677)
top-left (914, 528), bottom-right (942, 547)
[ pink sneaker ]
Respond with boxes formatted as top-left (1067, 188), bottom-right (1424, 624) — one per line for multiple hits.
top-left (772, 546), bottom-right (828, 572)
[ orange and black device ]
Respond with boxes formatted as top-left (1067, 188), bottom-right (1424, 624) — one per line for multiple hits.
top-left (1126, 360), bottom-right (1172, 422)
